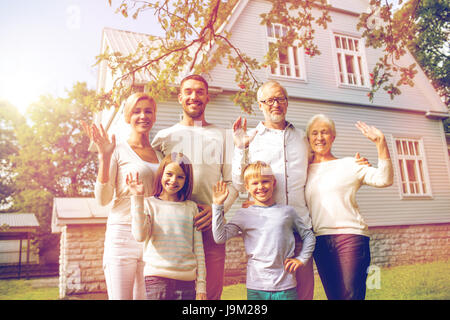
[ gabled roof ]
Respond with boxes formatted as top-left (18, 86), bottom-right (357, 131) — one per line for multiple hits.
top-left (100, 27), bottom-right (202, 86)
top-left (101, 27), bottom-right (157, 84)
top-left (51, 198), bottom-right (110, 233)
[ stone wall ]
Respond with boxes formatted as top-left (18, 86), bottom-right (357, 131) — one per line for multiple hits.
top-left (369, 223), bottom-right (450, 267)
top-left (59, 224), bottom-right (106, 298)
top-left (223, 223), bottom-right (450, 283)
top-left (58, 222), bottom-right (449, 297)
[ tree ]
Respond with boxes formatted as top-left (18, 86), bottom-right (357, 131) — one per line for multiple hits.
top-left (9, 82), bottom-right (98, 253)
top-left (0, 101), bottom-right (23, 211)
top-left (97, 0), bottom-right (446, 113)
top-left (406, 0), bottom-right (449, 106)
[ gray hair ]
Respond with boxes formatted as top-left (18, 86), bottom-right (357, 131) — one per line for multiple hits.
top-left (257, 80), bottom-right (288, 102)
top-left (305, 114), bottom-right (336, 138)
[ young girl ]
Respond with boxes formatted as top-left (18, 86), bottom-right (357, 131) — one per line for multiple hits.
top-left (127, 152), bottom-right (207, 300)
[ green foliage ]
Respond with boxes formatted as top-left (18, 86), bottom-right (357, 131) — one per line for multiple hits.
top-left (7, 82), bottom-right (98, 252)
top-left (0, 101), bottom-right (24, 210)
top-left (100, 0), bottom-right (446, 112)
top-left (407, 0), bottom-right (449, 106)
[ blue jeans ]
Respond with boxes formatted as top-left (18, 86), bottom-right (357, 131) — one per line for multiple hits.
top-left (313, 234), bottom-right (371, 300)
top-left (144, 276), bottom-right (196, 300)
top-left (247, 288), bottom-right (298, 300)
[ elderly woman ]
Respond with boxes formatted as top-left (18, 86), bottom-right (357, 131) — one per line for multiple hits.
top-left (83, 92), bottom-right (159, 300)
top-left (305, 114), bottom-right (393, 300)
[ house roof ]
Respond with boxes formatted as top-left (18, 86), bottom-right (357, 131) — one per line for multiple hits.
top-left (102, 27), bottom-right (157, 84)
top-left (0, 213), bottom-right (39, 236)
top-left (101, 27), bottom-right (202, 86)
top-left (51, 198), bottom-right (110, 233)
top-left (0, 213), bottom-right (39, 228)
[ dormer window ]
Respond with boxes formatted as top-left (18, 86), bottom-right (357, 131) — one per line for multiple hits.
top-left (333, 33), bottom-right (368, 87)
top-left (266, 23), bottom-right (306, 80)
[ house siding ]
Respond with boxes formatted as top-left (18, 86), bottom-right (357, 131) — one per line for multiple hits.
top-left (207, 0), bottom-right (447, 114)
top-left (120, 92), bottom-right (450, 228)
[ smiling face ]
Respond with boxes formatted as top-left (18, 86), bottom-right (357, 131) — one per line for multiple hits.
top-left (245, 175), bottom-right (276, 207)
top-left (160, 162), bottom-right (186, 200)
top-left (128, 98), bottom-right (156, 134)
top-left (178, 79), bottom-right (210, 121)
top-left (308, 120), bottom-right (336, 156)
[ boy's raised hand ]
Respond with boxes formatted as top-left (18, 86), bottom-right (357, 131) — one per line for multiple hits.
top-left (126, 172), bottom-right (144, 196)
top-left (212, 181), bottom-right (229, 205)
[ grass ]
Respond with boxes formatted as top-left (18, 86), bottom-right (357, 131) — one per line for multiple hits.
top-left (0, 260), bottom-right (448, 300)
top-left (0, 277), bottom-right (59, 300)
top-left (221, 260), bottom-right (450, 300)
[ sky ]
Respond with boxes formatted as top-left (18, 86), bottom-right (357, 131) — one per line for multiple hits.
top-left (0, 0), bottom-right (405, 115)
top-left (0, 0), bottom-right (163, 114)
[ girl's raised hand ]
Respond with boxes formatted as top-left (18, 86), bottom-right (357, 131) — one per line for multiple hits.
top-left (126, 172), bottom-right (144, 196)
top-left (212, 181), bottom-right (229, 205)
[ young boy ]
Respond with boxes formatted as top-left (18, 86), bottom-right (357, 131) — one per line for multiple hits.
top-left (212, 161), bottom-right (315, 300)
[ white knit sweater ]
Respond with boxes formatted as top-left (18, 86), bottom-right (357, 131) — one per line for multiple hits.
top-left (305, 158), bottom-right (393, 237)
top-left (131, 195), bottom-right (206, 294)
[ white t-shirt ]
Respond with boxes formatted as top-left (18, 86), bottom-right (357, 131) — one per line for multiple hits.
top-left (152, 123), bottom-right (238, 211)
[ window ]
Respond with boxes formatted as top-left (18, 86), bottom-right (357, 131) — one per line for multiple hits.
top-left (266, 23), bottom-right (305, 79)
top-left (333, 34), bottom-right (368, 87)
top-left (394, 137), bottom-right (432, 197)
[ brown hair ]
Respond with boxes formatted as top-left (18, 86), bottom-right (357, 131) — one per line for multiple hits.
top-left (153, 152), bottom-right (194, 201)
top-left (123, 92), bottom-right (156, 124)
top-left (179, 74), bottom-right (209, 93)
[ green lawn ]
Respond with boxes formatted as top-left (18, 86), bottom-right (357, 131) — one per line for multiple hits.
top-left (221, 260), bottom-right (450, 300)
top-left (0, 260), bottom-right (448, 300)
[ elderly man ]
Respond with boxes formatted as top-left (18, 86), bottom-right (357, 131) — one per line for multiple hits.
top-left (152, 74), bottom-right (238, 300)
top-left (232, 80), bottom-right (315, 300)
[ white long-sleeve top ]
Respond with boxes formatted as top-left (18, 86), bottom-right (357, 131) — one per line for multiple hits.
top-left (152, 123), bottom-right (238, 211)
top-left (305, 158), bottom-right (394, 237)
top-left (232, 121), bottom-right (312, 228)
top-left (94, 141), bottom-right (159, 225)
top-left (131, 195), bottom-right (206, 294)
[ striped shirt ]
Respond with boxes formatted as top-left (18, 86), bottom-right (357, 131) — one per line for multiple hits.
top-left (131, 195), bottom-right (206, 294)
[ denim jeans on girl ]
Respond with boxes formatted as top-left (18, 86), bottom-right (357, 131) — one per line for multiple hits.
top-left (144, 276), bottom-right (196, 300)
top-left (313, 234), bottom-right (371, 300)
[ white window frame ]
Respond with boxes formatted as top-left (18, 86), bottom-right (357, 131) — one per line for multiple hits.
top-left (332, 32), bottom-right (369, 88)
top-left (265, 23), bottom-right (307, 81)
top-left (392, 136), bottom-right (432, 199)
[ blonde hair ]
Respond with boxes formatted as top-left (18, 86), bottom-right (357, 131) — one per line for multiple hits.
top-left (123, 92), bottom-right (156, 124)
top-left (243, 161), bottom-right (275, 185)
top-left (305, 114), bottom-right (336, 138)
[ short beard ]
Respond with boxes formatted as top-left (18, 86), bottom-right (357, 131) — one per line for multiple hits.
top-left (183, 102), bottom-right (205, 119)
top-left (263, 110), bottom-right (285, 124)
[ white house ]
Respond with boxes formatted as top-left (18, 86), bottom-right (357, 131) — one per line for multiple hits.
top-left (53, 0), bottom-right (450, 296)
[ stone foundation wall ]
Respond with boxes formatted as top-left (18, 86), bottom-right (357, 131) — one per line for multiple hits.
top-left (223, 223), bottom-right (450, 284)
top-left (369, 223), bottom-right (450, 267)
top-left (58, 222), bottom-right (449, 297)
top-left (59, 224), bottom-right (106, 298)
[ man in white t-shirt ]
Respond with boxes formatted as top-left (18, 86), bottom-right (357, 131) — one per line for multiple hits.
top-left (152, 75), bottom-right (238, 300)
